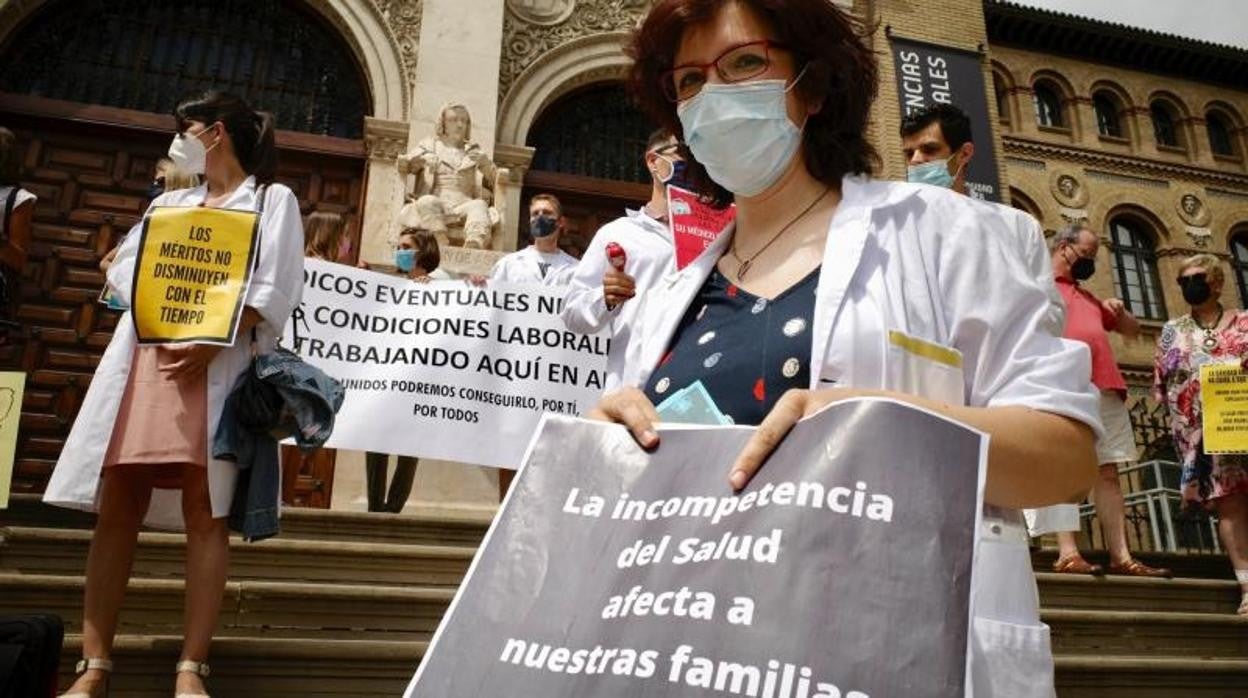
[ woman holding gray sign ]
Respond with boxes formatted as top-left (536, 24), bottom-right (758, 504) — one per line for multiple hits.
top-left (590, 1), bottom-right (1101, 696)
top-left (45, 91), bottom-right (305, 698)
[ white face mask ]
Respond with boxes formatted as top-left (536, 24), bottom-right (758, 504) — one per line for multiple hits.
top-left (167, 126), bottom-right (217, 175)
top-left (676, 69), bottom-right (807, 197)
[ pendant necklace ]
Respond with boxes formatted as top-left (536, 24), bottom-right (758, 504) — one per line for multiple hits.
top-left (728, 186), bottom-right (830, 280)
top-left (1194, 305), bottom-right (1224, 350)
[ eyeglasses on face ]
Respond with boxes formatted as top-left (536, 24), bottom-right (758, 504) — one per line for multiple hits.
top-left (1177, 273), bottom-right (1209, 286)
top-left (662, 40), bottom-right (788, 102)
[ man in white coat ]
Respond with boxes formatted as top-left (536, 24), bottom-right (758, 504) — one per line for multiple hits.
top-left (489, 193), bottom-right (578, 285)
top-left (561, 129), bottom-right (682, 391)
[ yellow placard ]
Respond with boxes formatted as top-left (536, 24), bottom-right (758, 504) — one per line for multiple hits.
top-left (1200, 363), bottom-right (1248, 454)
top-left (0, 371), bottom-right (26, 509)
top-left (131, 206), bottom-right (260, 345)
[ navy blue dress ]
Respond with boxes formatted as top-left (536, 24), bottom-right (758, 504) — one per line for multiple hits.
top-left (643, 266), bottom-right (820, 426)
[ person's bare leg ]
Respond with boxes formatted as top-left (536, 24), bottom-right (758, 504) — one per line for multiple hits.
top-left (177, 467), bottom-right (229, 695)
top-left (1215, 493), bottom-right (1248, 614)
top-left (63, 466), bottom-right (156, 696)
top-left (1093, 463), bottom-right (1133, 564)
top-left (1055, 530), bottom-right (1081, 560)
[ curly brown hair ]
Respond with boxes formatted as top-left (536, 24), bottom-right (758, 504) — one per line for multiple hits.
top-left (626, 0), bottom-right (879, 207)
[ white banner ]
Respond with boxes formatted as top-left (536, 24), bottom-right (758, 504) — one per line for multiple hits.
top-left (283, 258), bottom-right (608, 468)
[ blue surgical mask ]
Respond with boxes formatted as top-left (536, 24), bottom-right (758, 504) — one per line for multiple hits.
top-left (677, 71), bottom-right (807, 197)
top-left (658, 156), bottom-right (689, 188)
top-left (907, 157), bottom-right (957, 189)
top-left (530, 214), bottom-right (558, 238)
top-left (395, 249), bottom-right (416, 272)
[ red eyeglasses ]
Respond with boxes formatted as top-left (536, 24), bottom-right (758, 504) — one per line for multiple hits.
top-left (661, 40), bottom-right (789, 102)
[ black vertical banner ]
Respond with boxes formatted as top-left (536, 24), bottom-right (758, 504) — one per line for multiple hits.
top-left (891, 36), bottom-right (1002, 203)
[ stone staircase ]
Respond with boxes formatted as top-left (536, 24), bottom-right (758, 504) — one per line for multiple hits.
top-left (3, 494), bottom-right (1246, 697)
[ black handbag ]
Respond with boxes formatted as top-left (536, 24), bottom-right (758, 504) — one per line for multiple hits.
top-left (234, 330), bottom-right (285, 432)
top-left (0, 614), bottom-right (65, 698)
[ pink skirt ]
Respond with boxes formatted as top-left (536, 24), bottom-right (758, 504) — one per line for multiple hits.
top-left (102, 345), bottom-right (208, 489)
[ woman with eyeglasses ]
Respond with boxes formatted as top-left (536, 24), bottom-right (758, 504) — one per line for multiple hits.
top-left (1154, 254), bottom-right (1248, 615)
top-left (589, 1), bottom-right (1101, 695)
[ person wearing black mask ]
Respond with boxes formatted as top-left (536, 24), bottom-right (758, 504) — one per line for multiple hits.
top-left (1155, 254), bottom-right (1248, 615)
top-left (488, 193), bottom-right (578, 285)
top-left (1046, 223), bottom-right (1171, 578)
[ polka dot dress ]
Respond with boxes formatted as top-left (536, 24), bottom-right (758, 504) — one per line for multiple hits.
top-left (644, 266), bottom-right (819, 426)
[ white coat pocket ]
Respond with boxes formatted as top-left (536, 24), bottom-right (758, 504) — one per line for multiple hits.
top-left (885, 330), bottom-right (965, 405)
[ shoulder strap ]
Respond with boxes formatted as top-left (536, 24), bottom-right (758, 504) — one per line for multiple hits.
top-left (2, 186), bottom-right (18, 238)
top-left (255, 183), bottom-right (269, 215)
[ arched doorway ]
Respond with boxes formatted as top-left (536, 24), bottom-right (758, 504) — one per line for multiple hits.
top-left (522, 83), bottom-right (655, 255)
top-left (0, 0), bottom-right (372, 504)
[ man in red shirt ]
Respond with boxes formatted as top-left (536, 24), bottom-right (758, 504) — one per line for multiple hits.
top-left (1046, 223), bottom-right (1171, 577)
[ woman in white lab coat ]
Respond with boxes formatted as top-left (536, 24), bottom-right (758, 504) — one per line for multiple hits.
top-left (46, 91), bottom-right (305, 698)
top-left (591, 1), bottom-right (1101, 696)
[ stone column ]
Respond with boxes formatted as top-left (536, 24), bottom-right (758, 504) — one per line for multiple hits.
top-left (360, 116), bottom-right (411, 265)
top-left (493, 143), bottom-right (536, 251)
top-left (408, 0), bottom-right (507, 156)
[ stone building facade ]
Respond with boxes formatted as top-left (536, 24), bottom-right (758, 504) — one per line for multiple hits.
top-left (1, 0), bottom-right (1245, 512)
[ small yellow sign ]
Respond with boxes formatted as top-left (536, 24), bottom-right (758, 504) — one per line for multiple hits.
top-left (1200, 363), bottom-right (1248, 454)
top-left (131, 206), bottom-right (260, 345)
top-left (0, 371), bottom-right (27, 509)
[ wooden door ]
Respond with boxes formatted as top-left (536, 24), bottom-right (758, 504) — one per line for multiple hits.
top-left (0, 96), bottom-right (365, 507)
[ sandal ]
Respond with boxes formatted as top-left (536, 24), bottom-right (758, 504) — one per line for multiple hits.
top-left (1052, 554), bottom-right (1103, 575)
top-left (1107, 558), bottom-right (1173, 578)
top-left (61, 657), bottom-right (112, 698)
top-left (175, 660), bottom-right (211, 698)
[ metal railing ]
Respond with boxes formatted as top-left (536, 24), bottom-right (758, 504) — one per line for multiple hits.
top-left (1076, 459), bottom-right (1222, 554)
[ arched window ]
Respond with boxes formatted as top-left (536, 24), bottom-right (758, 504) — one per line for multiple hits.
top-left (994, 73), bottom-right (1011, 124)
top-left (1093, 92), bottom-right (1123, 138)
top-left (1151, 101), bottom-right (1181, 149)
top-left (1109, 217), bottom-right (1167, 320)
top-left (527, 84), bottom-right (654, 183)
top-left (1207, 111), bottom-right (1237, 157)
top-left (1032, 83), bottom-right (1064, 128)
top-left (1231, 232), bottom-right (1248, 306)
top-left (0, 0), bottom-right (369, 138)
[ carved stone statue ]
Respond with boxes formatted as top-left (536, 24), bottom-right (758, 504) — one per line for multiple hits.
top-left (397, 103), bottom-right (501, 249)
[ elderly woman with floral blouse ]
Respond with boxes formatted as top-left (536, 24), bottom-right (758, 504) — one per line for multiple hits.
top-left (1153, 253), bottom-right (1248, 615)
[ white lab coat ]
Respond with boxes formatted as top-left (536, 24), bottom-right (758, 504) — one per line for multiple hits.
top-left (561, 208), bottom-right (672, 391)
top-left (622, 175), bottom-right (1101, 698)
top-left (43, 177), bottom-right (305, 530)
top-left (489, 245), bottom-right (578, 286)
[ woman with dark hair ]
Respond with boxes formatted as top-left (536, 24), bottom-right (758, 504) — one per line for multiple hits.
top-left (45, 91), bottom-right (305, 698)
top-left (591, 2), bottom-right (1100, 695)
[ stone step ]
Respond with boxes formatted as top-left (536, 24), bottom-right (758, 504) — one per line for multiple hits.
top-left (1032, 548), bottom-right (1235, 581)
top-left (58, 634), bottom-right (422, 698)
top-left (1, 493), bottom-right (492, 546)
top-left (1053, 656), bottom-right (1248, 696)
top-left (1044, 609), bottom-right (1248, 657)
top-left (0, 572), bottom-right (452, 641)
top-left (1036, 572), bottom-right (1242, 614)
top-left (51, 637), bottom-right (1248, 697)
top-left (0, 526), bottom-right (475, 587)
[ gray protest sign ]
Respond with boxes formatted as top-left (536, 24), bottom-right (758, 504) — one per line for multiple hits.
top-left (891, 36), bottom-right (1002, 203)
top-left (406, 399), bottom-right (986, 697)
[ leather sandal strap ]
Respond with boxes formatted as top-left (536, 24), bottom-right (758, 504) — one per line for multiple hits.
top-left (75, 658), bottom-right (113, 674)
top-left (176, 660), bottom-right (211, 678)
